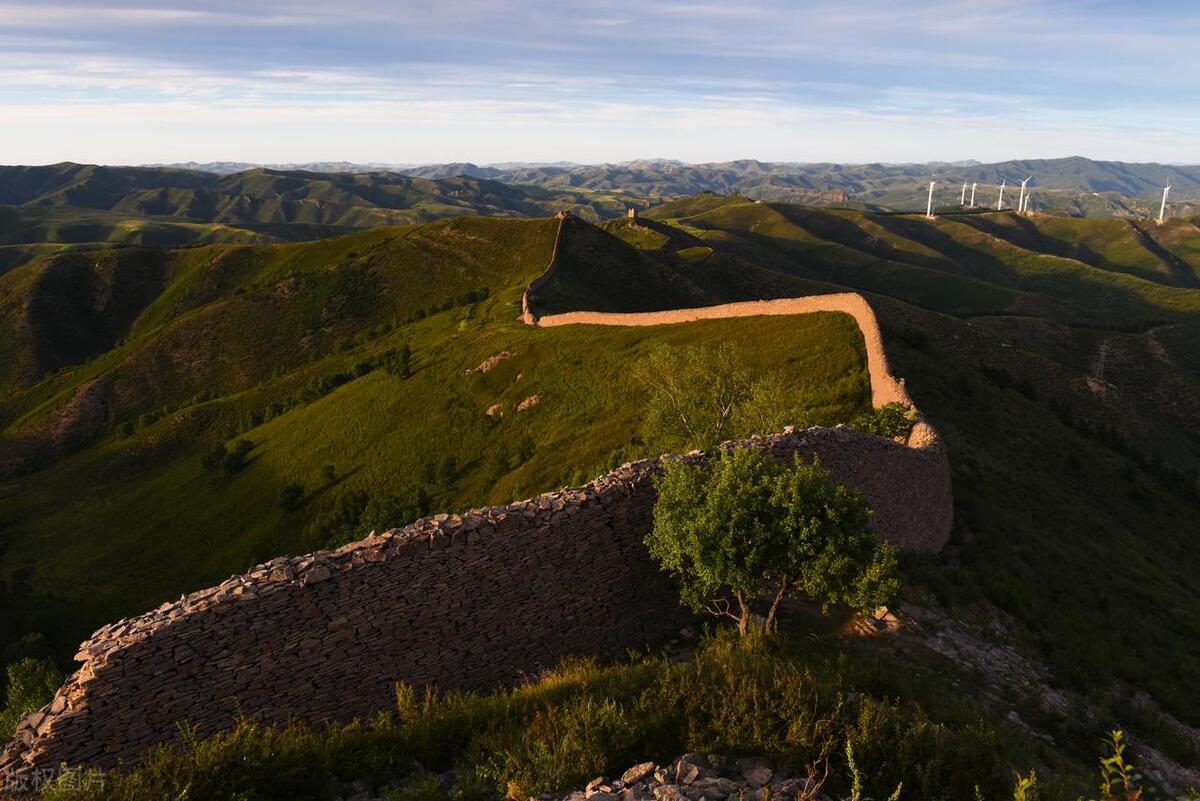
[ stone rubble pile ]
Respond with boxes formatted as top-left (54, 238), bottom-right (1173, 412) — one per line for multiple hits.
top-left (540, 754), bottom-right (832, 801)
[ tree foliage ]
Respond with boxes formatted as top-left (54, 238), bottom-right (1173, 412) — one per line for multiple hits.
top-left (0, 657), bottom-right (63, 739)
top-left (850, 402), bottom-right (918, 440)
top-left (648, 447), bottom-right (899, 635)
top-left (635, 343), bottom-right (811, 452)
top-left (222, 439), bottom-right (255, 474)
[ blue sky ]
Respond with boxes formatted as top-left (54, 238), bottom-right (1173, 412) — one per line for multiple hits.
top-left (1, 0), bottom-right (1197, 165)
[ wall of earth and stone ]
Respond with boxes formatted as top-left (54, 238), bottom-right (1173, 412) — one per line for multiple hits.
top-left (1, 213), bottom-right (953, 789)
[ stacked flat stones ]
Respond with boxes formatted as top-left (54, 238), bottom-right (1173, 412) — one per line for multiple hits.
top-left (541, 754), bottom-right (832, 801)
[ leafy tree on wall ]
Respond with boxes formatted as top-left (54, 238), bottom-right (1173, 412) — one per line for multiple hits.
top-left (648, 447), bottom-right (898, 636)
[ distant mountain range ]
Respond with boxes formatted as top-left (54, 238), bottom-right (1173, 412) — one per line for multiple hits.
top-left (151, 156), bottom-right (1200, 217)
top-left (3, 157), bottom-right (1198, 274)
top-left (0, 162), bottom-right (640, 272)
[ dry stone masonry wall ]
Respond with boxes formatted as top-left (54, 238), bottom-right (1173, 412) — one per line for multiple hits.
top-left (1, 213), bottom-right (953, 789)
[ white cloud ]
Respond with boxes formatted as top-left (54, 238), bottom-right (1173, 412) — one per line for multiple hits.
top-left (0, 0), bottom-right (1198, 163)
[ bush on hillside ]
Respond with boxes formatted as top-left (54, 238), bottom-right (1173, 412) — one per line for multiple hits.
top-left (648, 447), bottom-right (899, 635)
top-left (382, 343), bottom-right (412, 379)
top-left (277, 483), bottom-right (305, 512)
top-left (0, 657), bottom-right (63, 740)
top-left (200, 443), bottom-right (227, 471)
top-left (222, 439), bottom-right (254, 475)
top-left (850, 402), bottom-right (918, 440)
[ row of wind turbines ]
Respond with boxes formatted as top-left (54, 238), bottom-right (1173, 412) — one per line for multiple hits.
top-left (925, 176), bottom-right (1037, 218)
top-left (923, 179), bottom-right (1174, 223)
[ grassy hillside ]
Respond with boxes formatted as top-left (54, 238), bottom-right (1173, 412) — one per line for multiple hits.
top-left (0, 216), bottom-right (869, 662)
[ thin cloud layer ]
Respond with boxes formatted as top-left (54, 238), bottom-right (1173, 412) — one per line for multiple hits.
top-left (0, 0), bottom-right (1196, 164)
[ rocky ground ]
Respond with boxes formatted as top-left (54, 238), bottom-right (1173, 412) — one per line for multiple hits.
top-left (536, 753), bottom-right (831, 801)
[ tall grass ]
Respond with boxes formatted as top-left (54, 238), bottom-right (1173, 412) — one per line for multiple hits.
top-left (39, 631), bottom-right (1030, 801)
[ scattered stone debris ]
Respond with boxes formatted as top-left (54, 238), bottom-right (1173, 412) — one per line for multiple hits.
top-left (516, 394), bottom-right (541, 412)
top-left (851, 605), bottom-right (902, 636)
top-left (536, 753), bottom-right (832, 801)
top-left (468, 350), bottom-right (513, 374)
top-left (486, 403), bottom-right (504, 418)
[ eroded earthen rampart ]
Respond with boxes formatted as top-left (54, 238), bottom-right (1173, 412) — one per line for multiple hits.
top-left (1, 213), bottom-right (952, 789)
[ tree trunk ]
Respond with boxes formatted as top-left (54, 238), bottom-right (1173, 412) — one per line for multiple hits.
top-left (735, 591), bottom-right (751, 636)
top-left (764, 575), bottom-right (790, 633)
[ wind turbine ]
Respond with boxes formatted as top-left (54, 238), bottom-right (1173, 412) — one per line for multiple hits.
top-left (1023, 191), bottom-right (1032, 214)
top-left (926, 181), bottom-right (937, 218)
top-left (1017, 176), bottom-right (1032, 215)
top-left (1159, 185), bottom-right (1171, 224)
top-left (996, 180), bottom-right (1006, 211)
top-left (970, 182), bottom-right (977, 207)
top-left (960, 183), bottom-right (968, 206)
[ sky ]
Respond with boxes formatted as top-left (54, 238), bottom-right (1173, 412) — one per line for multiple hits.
top-left (1, 0), bottom-right (1198, 166)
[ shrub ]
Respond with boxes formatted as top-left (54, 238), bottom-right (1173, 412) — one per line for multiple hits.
top-left (0, 657), bottom-right (63, 740)
top-left (278, 483), bottom-right (305, 512)
top-left (850, 402), bottom-right (918, 440)
top-left (649, 447), bottom-right (898, 635)
top-left (359, 492), bottom-right (426, 532)
top-left (383, 343), bottom-right (412, 379)
top-left (222, 439), bottom-right (254, 474)
top-left (200, 443), bottom-right (227, 471)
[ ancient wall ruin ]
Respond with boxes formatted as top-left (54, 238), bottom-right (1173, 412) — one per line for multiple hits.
top-left (1, 214), bottom-right (953, 789)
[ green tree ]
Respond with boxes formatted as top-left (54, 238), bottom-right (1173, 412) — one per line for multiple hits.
top-left (0, 657), bottom-right (63, 739)
top-left (278, 482), bottom-right (305, 512)
top-left (851, 402), bottom-right (918, 440)
top-left (648, 447), bottom-right (899, 635)
top-left (634, 342), bottom-right (752, 451)
top-left (438, 455), bottom-right (458, 487)
top-left (359, 491), bottom-right (423, 533)
top-left (732, 370), bottom-right (812, 436)
top-left (201, 443), bottom-right (227, 471)
top-left (222, 439), bottom-right (254, 474)
top-left (384, 342), bottom-right (412, 379)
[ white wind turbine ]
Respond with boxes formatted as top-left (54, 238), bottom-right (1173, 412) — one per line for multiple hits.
top-left (1017, 176), bottom-right (1032, 215)
top-left (1159, 185), bottom-right (1171, 224)
top-left (926, 181), bottom-right (937, 218)
top-left (996, 179), bottom-right (1006, 210)
top-left (960, 183), bottom-right (968, 206)
top-left (970, 182), bottom-right (977, 207)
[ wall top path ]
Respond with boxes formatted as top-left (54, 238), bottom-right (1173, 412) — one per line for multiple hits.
top-left (521, 213), bottom-right (941, 451)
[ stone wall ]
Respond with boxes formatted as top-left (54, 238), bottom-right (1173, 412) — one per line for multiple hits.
top-left (1, 213), bottom-right (954, 789)
top-left (0, 461), bottom-right (690, 786)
